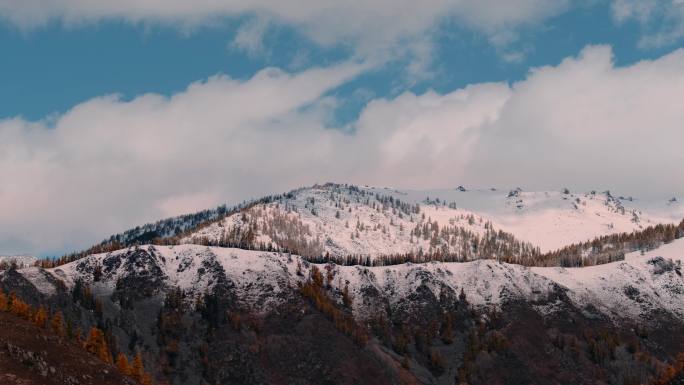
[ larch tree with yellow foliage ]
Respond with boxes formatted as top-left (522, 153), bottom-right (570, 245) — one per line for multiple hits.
top-left (8, 293), bottom-right (31, 320)
top-left (84, 327), bottom-right (112, 364)
top-left (0, 290), bottom-right (7, 311)
top-left (131, 351), bottom-right (145, 382)
top-left (33, 306), bottom-right (48, 328)
top-left (73, 327), bottom-right (83, 345)
top-left (50, 311), bottom-right (65, 337)
top-left (116, 352), bottom-right (131, 376)
top-left (141, 373), bottom-right (154, 385)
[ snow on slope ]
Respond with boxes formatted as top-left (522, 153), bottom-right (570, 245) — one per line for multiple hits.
top-left (532, 237), bottom-right (684, 319)
top-left (0, 255), bottom-right (37, 268)
top-left (14, 267), bottom-right (59, 296)
top-left (48, 245), bottom-right (300, 311)
top-left (368, 186), bottom-right (684, 252)
top-left (182, 184), bottom-right (684, 257)
top-left (183, 184), bottom-right (497, 259)
top-left (330, 238), bottom-right (683, 321)
top-left (47, 245), bottom-right (552, 313)
top-left (33, 238), bottom-right (684, 322)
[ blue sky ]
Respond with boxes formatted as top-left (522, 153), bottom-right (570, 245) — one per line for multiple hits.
top-left (1, 1), bottom-right (678, 122)
top-left (2, 0), bottom-right (684, 255)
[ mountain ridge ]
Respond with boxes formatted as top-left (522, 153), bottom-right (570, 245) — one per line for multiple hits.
top-left (3, 236), bottom-right (684, 384)
top-left (39, 237), bottom-right (684, 321)
top-left (50, 183), bottom-right (684, 270)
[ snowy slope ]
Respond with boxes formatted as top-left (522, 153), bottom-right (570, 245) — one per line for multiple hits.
top-left (334, 238), bottom-right (683, 321)
top-left (48, 245), bottom-right (300, 311)
top-left (46, 245), bottom-right (546, 311)
top-left (23, 238), bottom-right (681, 322)
top-left (532, 237), bottom-right (684, 319)
top-left (367, 186), bottom-right (684, 252)
top-left (0, 255), bottom-right (37, 268)
top-left (183, 185), bottom-right (501, 259)
top-left (182, 184), bottom-right (684, 257)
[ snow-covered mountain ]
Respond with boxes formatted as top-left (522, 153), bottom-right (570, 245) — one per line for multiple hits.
top-left (10, 237), bottom-right (680, 323)
top-left (2, 190), bottom-right (683, 385)
top-left (179, 184), bottom-right (683, 261)
top-left (16, 182), bottom-right (679, 323)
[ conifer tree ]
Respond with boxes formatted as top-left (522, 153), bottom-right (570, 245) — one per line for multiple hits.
top-left (73, 327), bottom-right (83, 344)
top-left (0, 290), bottom-right (7, 311)
top-left (676, 352), bottom-right (684, 371)
top-left (342, 283), bottom-right (352, 308)
top-left (141, 373), bottom-right (154, 385)
top-left (8, 293), bottom-right (30, 320)
top-left (33, 306), bottom-right (48, 328)
top-left (66, 319), bottom-right (74, 340)
top-left (50, 311), bottom-right (65, 337)
top-left (116, 352), bottom-right (131, 376)
top-left (85, 327), bottom-right (112, 364)
top-left (459, 288), bottom-right (468, 305)
top-left (131, 351), bottom-right (145, 382)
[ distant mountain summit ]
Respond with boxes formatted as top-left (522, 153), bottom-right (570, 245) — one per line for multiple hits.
top-left (63, 183), bottom-right (684, 269)
top-left (0, 255), bottom-right (37, 268)
top-left (179, 184), bottom-right (683, 264)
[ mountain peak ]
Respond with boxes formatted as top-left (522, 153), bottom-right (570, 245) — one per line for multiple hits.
top-left (176, 184), bottom-right (683, 259)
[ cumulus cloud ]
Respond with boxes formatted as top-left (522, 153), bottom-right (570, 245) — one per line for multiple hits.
top-left (0, 61), bottom-right (366, 255)
top-left (351, 83), bottom-right (511, 185)
top-left (2, 45), bottom-right (684, 255)
top-left (466, 45), bottom-right (684, 194)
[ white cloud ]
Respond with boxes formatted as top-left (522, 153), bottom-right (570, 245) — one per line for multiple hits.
top-left (0, 61), bottom-right (366, 255)
top-left (611, 0), bottom-right (684, 48)
top-left (351, 84), bottom-right (511, 186)
top-left (0, 0), bottom-right (569, 64)
top-left (466, 45), bottom-right (684, 194)
top-left (231, 17), bottom-right (270, 57)
top-left (349, 46), bottom-right (684, 196)
top-left (2, 45), bottom-right (684, 255)
top-left (0, 0), bottom-right (569, 31)
top-left (611, 0), bottom-right (658, 24)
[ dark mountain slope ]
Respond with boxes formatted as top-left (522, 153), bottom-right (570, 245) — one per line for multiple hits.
top-left (0, 311), bottom-right (136, 385)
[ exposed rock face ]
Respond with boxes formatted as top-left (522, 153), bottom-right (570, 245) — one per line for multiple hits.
top-left (648, 256), bottom-right (682, 275)
top-left (4, 341), bottom-right (52, 377)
